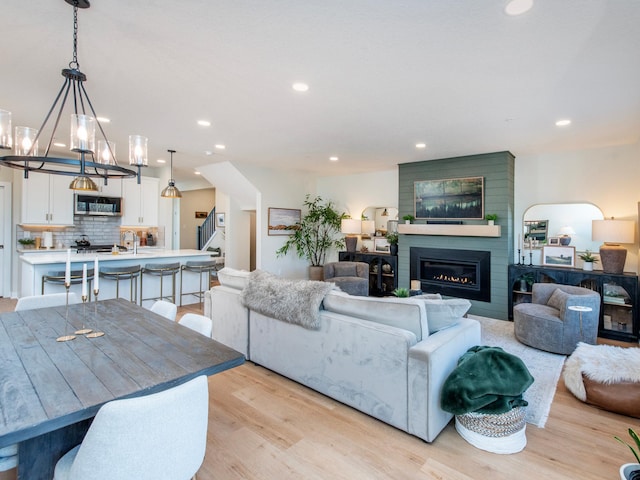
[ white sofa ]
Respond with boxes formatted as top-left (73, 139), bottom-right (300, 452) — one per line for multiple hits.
top-left (204, 268), bottom-right (481, 443)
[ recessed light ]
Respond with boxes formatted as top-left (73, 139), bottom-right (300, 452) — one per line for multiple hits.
top-left (96, 117), bottom-right (110, 123)
top-left (329, 156), bottom-right (339, 162)
top-left (204, 150), bottom-right (213, 156)
top-left (197, 120), bottom-right (211, 127)
top-left (292, 83), bottom-right (309, 92)
top-left (214, 144), bottom-right (226, 150)
top-left (505, 0), bottom-right (533, 16)
top-left (415, 143), bottom-right (427, 149)
top-left (53, 142), bottom-right (66, 148)
top-left (194, 171), bottom-right (201, 175)
top-left (555, 119), bottom-right (572, 127)
top-left (157, 159), bottom-right (166, 164)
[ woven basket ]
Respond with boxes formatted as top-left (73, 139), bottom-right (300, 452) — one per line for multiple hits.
top-left (456, 407), bottom-right (526, 438)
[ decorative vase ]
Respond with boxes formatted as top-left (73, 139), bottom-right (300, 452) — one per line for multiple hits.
top-left (488, 220), bottom-right (495, 226)
top-left (405, 220), bottom-right (410, 225)
top-left (390, 244), bottom-right (398, 255)
top-left (309, 265), bottom-right (324, 281)
top-left (619, 463), bottom-right (640, 480)
top-left (583, 262), bottom-right (594, 271)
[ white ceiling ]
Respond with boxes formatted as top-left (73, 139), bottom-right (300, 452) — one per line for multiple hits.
top-left (2, 1), bottom-right (639, 184)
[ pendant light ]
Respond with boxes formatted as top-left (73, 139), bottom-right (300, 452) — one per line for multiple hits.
top-left (0, 0), bottom-right (141, 190)
top-left (161, 149), bottom-right (182, 198)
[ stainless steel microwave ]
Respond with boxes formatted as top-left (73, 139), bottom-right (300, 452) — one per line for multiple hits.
top-left (74, 194), bottom-right (122, 216)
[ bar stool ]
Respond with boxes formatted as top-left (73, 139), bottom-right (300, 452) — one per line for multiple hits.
top-left (42, 269), bottom-right (94, 300)
top-left (140, 262), bottom-right (180, 305)
top-left (99, 265), bottom-right (142, 303)
top-left (179, 260), bottom-right (219, 307)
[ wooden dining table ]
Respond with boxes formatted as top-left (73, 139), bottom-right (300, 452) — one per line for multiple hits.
top-left (0, 298), bottom-right (245, 480)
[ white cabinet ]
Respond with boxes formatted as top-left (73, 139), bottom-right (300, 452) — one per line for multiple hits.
top-left (83, 178), bottom-right (122, 197)
top-left (21, 174), bottom-right (74, 225)
top-left (121, 177), bottom-right (159, 227)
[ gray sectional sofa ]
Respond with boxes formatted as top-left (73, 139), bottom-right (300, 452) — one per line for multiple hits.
top-left (204, 268), bottom-right (481, 443)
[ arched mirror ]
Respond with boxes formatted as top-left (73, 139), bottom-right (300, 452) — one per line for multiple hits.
top-left (360, 207), bottom-right (398, 236)
top-left (522, 203), bottom-right (604, 252)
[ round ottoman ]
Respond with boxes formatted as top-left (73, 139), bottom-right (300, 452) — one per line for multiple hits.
top-left (563, 342), bottom-right (640, 418)
top-left (455, 407), bottom-right (527, 454)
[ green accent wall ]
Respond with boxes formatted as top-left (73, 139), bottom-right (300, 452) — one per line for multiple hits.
top-left (398, 151), bottom-right (515, 320)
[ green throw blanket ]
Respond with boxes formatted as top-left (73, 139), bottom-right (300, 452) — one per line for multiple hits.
top-left (441, 346), bottom-right (534, 415)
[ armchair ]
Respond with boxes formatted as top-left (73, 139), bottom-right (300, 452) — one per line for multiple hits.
top-left (513, 283), bottom-right (601, 354)
top-left (323, 261), bottom-right (369, 296)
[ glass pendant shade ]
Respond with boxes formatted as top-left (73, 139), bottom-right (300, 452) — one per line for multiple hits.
top-left (129, 135), bottom-right (148, 166)
top-left (97, 140), bottom-right (116, 165)
top-left (14, 126), bottom-right (38, 156)
top-left (0, 110), bottom-right (12, 149)
top-left (70, 114), bottom-right (95, 153)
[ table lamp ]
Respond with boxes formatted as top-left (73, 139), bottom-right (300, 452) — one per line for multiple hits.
top-left (341, 218), bottom-right (361, 252)
top-left (361, 220), bottom-right (375, 237)
top-left (592, 219), bottom-right (635, 274)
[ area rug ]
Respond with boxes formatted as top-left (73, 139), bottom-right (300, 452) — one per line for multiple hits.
top-left (468, 314), bottom-right (566, 428)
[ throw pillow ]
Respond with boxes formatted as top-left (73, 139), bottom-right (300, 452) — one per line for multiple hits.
top-left (547, 288), bottom-right (570, 310)
top-left (333, 263), bottom-right (357, 277)
top-left (422, 298), bottom-right (471, 333)
top-left (217, 267), bottom-right (250, 290)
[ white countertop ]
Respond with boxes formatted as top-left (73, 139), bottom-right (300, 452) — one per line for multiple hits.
top-left (20, 248), bottom-right (211, 265)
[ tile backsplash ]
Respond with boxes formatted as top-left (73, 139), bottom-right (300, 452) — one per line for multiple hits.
top-left (18, 216), bottom-right (162, 249)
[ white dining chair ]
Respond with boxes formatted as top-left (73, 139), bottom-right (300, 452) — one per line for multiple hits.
top-left (178, 313), bottom-right (213, 338)
top-left (15, 292), bottom-right (80, 311)
top-left (53, 375), bottom-right (209, 480)
top-left (0, 444), bottom-right (18, 479)
top-left (149, 300), bottom-right (177, 322)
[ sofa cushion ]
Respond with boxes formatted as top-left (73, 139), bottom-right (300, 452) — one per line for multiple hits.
top-left (547, 288), bottom-right (570, 310)
top-left (217, 267), bottom-right (250, 290)
top-left (422, 299), bottom-right (471, 333)
top-left (322, 290), bottom-right (427, 340)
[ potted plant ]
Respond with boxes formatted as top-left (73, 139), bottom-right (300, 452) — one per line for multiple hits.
top-left (385, 231), bottom-right (398, 255)
top-left (615, 428), bottom-right (640, 480)
top-left (276, 194), bottom-right (346, 280)
top-left (18, 238), bottom-right (35, 249)
top-left (579, 250), bottom-right (599, 271)
top-left (485, 213), bottom-right (498, 226)
top-left (392, 287), bottom-right (410, 298)
top-left (402, 214), bottom-right (415, 224)
top-left (517, 272), bottom-right (535, 292)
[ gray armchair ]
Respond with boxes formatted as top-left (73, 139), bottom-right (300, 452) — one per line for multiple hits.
top-left (513, 283), bottom-right (601, 355)
top-left (323, 261), bottom-right (369, 296)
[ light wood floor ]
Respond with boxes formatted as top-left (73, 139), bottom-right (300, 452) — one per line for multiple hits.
top-left (2, 298), bottom-right (638, 479)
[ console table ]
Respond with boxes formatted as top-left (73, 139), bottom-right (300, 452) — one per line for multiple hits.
top-left (338, 251), bottom-right (398, 296)
top-left (508, 264), bottom-right (639, 342)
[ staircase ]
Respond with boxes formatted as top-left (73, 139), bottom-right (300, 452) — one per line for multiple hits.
top-left (197, 207), bottom-right (217, 250)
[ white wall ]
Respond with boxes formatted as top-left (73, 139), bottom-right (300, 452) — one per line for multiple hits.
top-left (515, 141), bottom-right (640, 272)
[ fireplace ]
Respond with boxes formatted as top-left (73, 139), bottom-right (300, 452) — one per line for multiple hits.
top-left (410, 247), bottom-right (491, 302)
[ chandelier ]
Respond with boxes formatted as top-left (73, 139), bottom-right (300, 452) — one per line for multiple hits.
top-left (0, 0), bottom-right (146, 191)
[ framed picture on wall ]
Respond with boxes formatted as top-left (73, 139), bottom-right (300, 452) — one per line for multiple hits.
top-left (542, 246), bottom-right (575, 267)
top-left (216, 213), bottom-right (225, 228)
top-left (414, 176), bottom-right (484, 220)
top-left (268, 208), bottom-right (301, 236)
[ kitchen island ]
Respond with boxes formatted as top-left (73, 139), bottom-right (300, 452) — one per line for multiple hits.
top-left (20, 248), bottom-right (219, 307)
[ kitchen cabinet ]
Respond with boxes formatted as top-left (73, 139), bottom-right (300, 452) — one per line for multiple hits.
top-left (121, 176), bottom-right (159, 227)
top-left (21, 174), bottom-right (74, 225)
top-left (508, 264), bottom-right (639, 342)
top-left (83, 178), bottom-right (122, 197)
top-left (338, 251), bottom-right (398, 296)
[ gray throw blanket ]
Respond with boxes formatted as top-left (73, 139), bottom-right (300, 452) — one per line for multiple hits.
top-left (240, 269), bottom-right (335, 329)
top-left (441, 346), bottom-right (534, 415)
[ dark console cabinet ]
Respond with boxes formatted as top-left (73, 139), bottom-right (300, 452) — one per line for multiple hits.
top-left (338, 251), bottom-right (398, 296)
top-left (508, 264), bottom-right (639, 342)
